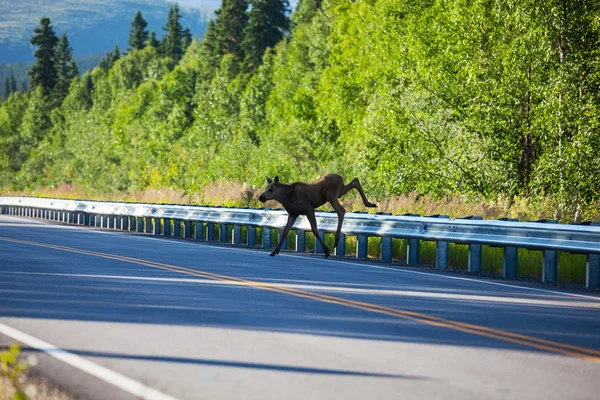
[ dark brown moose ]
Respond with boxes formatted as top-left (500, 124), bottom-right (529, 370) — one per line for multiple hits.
top-left (258, 174), bottom-right (377, 257)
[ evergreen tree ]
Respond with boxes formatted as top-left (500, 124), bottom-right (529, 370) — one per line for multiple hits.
top-left (19, 81), bottom-right (28, 93)
top-left (161, 4), bottom-right (184, 61)
top-left (110, 44), bottom-right (121, 65)
top-left (182, 27), bottom-right (193, 50)
top-left (9, 75), bottom-right (17, 94)
top-left (200, 20), bottom-right (222, 79)
top-left (99, 45), bottom-right (121, 71)
top-left (129, 11), bottom-right (149, 50)
top-left (28, 17), bottom-right (59, 93)
top-left (54, 33), bottom-right (76, 102)
top-left (242, 0), bottom-right (290, 70)
top-left (147, 30), bottom-right (159, 49)
top-left (3, 78), bottom-right (9, 100)
top-left (70, 61), bottom-right (79, 78)
top-left (214, 0), bottom-right (249, 61)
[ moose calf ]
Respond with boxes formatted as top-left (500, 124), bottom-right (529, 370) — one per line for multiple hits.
top-left (258, 174), bottom-right (377, 257)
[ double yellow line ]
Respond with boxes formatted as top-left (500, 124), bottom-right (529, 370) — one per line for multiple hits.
top-left (2, 236), bottom-right (599, 363)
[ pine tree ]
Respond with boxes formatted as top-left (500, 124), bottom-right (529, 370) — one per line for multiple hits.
top-left (54, 33), bottom-right (76, 102)
top-left (3, 78), bottom-right (9, 100)
top-left (147, 30), bottom-right (159, 49)
top-left (242, 0), bottom-right (290, 70)
top-left (214, 0), bottom-right (249, 61)
top-left (110, 44), bottom-right (121, 65)
top-left (161, 4), bottom-right (184, 61)
top-left (200, 20), bottom-right (222, 78)
top-left (19, 81), bottom-right (28, 93)
top-left (28, 17), bottom-right (59, 93)
top-left (70, 60), bottom-right (79, 78)
top-left (182, 27), bottom-right (193, 50)
top-left (129, 11), bottom-right (149, 50)
top-left (9, 75), bottom-right (17, 94)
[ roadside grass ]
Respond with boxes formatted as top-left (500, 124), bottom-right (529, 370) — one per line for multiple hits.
top-left (2, 184), bottom-right (597, 285)
top-left (1, 345), bottom-right (71, 400)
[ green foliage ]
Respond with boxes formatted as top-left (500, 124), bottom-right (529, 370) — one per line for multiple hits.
top-left (53, 33), bottom-right (77, 106)
top-left (28, 17), bottom-right (59, 93)
top-left (160, 4), bottom-right (185, 61)
top-left (129, 11), bottom-right (149, 51)
top-left (1, 344), bottom-right (29, 400)
top-left (242, 0), bottom-right (291, 70)
top-left (1, 0), bottom-right (599, 223)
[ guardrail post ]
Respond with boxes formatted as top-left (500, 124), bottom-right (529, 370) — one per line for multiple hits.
top-left (296, 230), bottom-right (306, 252)
top-left (357, 235), bottom-right (368, 259)
top-left (207, 223), bottom-right (215, 241)
top-left (174, 220), bottom-right (182, 238)
top-left (434, 215), bottom-right (450, 269)
top-left (154, 218), bottom-right (161, 235)
top-left (195, 222), bottom-right (204, 240)
top-left (278, 228), bottom-right (288, 251)
top-left (184, 221), bottom-right (192, 239)
top-left (407, 238), bottom-right (419, 265)
top-left (501, 218), bottom-right (519, 278)
top-left (247, 226), bottom-right (256, 246)
top-left (540, 220), bottom-right (558, 283)
top-left (262, 228), bottom-right (271, 249)
top-left (587, 254), bottom-right (600, 289)
top-left (466, 217), bottom-right (483, 273)
top-left (219, 223), bottom-right (227, 242)
top-left (233, 225), bottom-right (241, 244)
top-left (403, 214), bottom-right (421, 264)
top-left (377, 212), bottom-right (393, 262)
top-left (336, 233), bottom-right (346, 257)
top-left (315, 230), bottom-right (325, 254)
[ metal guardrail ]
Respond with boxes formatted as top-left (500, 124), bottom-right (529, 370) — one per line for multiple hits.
top-left (1, 196), bottom-right (599, 288)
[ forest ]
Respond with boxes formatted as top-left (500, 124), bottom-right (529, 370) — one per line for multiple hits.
top-left (0, 0), bottom-right (599, 222)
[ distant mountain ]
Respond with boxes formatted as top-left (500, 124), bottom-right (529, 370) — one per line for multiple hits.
top-left (0, 0), bottom-right (213, 63)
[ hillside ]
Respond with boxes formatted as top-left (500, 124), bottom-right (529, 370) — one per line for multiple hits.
top-left (0, 0), bottom-right (212, 63)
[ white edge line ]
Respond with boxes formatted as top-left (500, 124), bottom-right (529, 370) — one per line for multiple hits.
top-left (0, 322), bottom-right (179, 400)
top-left (7, 215), bottom-right (600, 301)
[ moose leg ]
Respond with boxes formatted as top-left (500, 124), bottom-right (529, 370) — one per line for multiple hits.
top-left (306, 211), bottom-right (330, 258)
top-left (338, 178), bottom-right (377, 208)
top-left (270, 214), bottom-right (298, 257)
top-left (329, 198), bottom-right (346, 248)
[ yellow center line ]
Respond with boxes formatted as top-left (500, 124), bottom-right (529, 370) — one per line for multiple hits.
top-left (2, 236), bottom-right (599, 363)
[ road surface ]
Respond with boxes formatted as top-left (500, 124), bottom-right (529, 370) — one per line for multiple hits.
top-left (0, 215), bottom-right (599, 399)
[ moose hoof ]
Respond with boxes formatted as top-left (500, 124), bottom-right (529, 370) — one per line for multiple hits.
top-left (324, 247), bottom-right (331, 258)
top-left (269, 251), bottom-right (278, 257)
top-left (367, 202), bottom-right (378, 208)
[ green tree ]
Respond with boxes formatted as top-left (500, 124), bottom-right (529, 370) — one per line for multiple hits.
top-left (242, 0), bottom-right (290, 70)
top-left (182, 27), bottom-right (193, 50)
top-left (214, 0), bottom-right (249, 60)
top-left (28, 17), bottom-right (59, 93)
top-left (2, 78), bottom-right (9, 100)
top-left (54, 33), bottom-right (77, 104)
top-left (129, 11), bottom-right (149, 51)
top-left (147, 30), bottom-right (159, 49)
top-left (161, 4), bottom-right (184, 61)
top-left (199, 20), bottom-right (222, 79)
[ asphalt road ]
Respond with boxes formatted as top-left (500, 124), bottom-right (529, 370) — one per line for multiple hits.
top-left (0, 215), bottom-right (599, 400)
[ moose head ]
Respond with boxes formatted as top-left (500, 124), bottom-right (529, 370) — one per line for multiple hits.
top-left (258, 176), bottom-right (280, 203)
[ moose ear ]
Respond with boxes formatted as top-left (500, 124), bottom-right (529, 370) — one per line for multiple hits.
top-left (274, 175), bottom-right (279, 183)
top-left (266, 176), bottom-right (272, 184)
